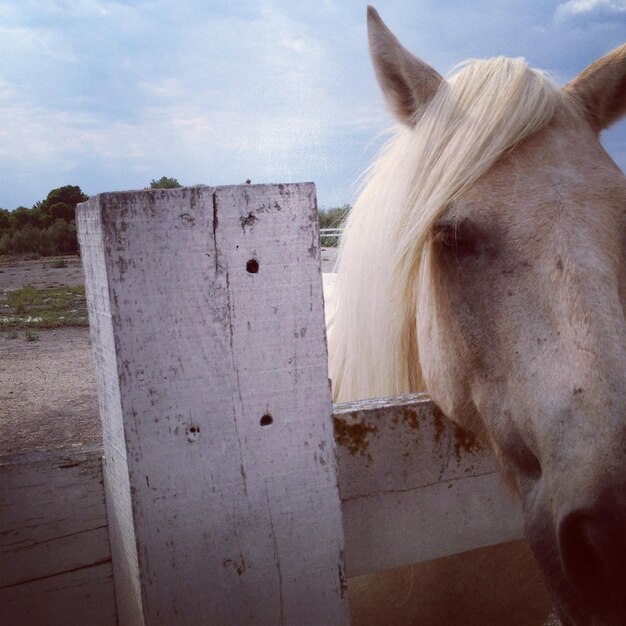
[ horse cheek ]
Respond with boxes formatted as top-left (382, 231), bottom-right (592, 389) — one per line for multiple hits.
top-left (416, 290), bottom-right (473, 426)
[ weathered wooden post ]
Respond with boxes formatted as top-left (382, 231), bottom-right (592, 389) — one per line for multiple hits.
top-left (77, 184), bottom-right (349, 626)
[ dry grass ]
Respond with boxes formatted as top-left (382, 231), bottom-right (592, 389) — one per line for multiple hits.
top-left (1, 285), bottom-right (88, 328)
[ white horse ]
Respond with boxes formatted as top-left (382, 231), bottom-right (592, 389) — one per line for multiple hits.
top-left (327, 7), bottom-right (626, 626)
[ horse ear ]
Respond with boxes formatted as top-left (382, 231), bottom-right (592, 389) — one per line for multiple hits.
top-left (564, 43), bottom-right (626, 132)
top-left (367, 6), bottom-right (443, 126)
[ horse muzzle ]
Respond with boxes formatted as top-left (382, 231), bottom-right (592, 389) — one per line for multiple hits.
top-left (556, 487), bottom-right (626, 624)
top-left (527, 483), bottom-right (626, 626)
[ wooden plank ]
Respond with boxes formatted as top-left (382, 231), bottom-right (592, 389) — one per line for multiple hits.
top-left (76, 184), bottom-right (349, 626)
top-left (0, 561), bottom-right (116, 626)
top-left (0, 447), bottom-right (116, 626)
top-left (0, 397), bottom-right (523, 623)
top-left (333, 394), bottom-right (524, 577)
top-left (76, 194), bottom-right (143, 626)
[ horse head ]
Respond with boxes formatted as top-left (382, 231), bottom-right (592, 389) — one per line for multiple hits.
top-left (331, 7), bottom-right (626, 624)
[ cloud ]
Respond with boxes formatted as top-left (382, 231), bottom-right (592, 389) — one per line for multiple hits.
top-left (281, 37), bottom-right (307, 53)
top-left (0, 0), bottom-right (624, 211)
top-left (0, 0), bottom-right (389, 209)
top-left (554, 0), bottom-right (626, 24)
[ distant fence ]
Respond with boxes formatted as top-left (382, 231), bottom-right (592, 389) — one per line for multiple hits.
top-left (320, 227), bottom-right (343, 246)
top-left (0, 184), bottom-right (523, 626)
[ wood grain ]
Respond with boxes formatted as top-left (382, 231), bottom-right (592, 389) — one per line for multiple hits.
top-left (0, 447), bottom-right (116, 626)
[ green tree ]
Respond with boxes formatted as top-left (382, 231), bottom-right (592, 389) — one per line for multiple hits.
top-left (35, 186), bottom-right (88, 229)
top-left (37, 210), bottom-right (54, 229)
top-left (9, 207), bottom-right (36, 230)
top-left (319, 204), bottom-right (351, 229)
top-left (50, 202), bottom-right (75, 223)
top-left (0, 208), bottom-right (11, 232)
top-left (1, 185), bottom-right (86, 257)
top-left (0, 232), bottom-right (12, 254)
top-left (38, 185), bottom-right (88, 213)
top-left (47, 219), bottom-right (78, 254)
top-left (10, 224), bottom-right (41, 253)
top-left (149, 176), bottom-right (182, 189)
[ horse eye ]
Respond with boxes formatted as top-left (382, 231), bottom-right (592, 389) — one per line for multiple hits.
top-left (433, 218), bottom-right (478, 257)
top-left (434, 221), bottom-right (456, 247)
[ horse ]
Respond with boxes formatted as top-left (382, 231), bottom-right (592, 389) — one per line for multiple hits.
top-left (327, 7), bottom-right (626, 626)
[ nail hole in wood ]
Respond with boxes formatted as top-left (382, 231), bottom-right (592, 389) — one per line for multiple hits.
top-left (246, 259), bottom-right (259, 274)
top-left (260, 414), bottom-right (273, 427)
top-left (186, 424), bottom-right (200, 442)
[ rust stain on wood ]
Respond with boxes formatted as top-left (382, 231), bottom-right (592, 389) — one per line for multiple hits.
top-left (431, 405), bottom-right (447, 445)
top-left (333, 417), bottom-right (377, 461)
top-left (453, 425), bottom-right (483, 461)
top-left (222, 557), bottom-right (246, 576)
top-left (400, 407), bottom-right (421, 431)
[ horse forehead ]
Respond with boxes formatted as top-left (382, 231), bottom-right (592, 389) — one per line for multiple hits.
top-left (460, 109), bottom-right (625, 228)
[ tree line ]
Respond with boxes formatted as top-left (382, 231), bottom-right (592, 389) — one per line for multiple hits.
top-left (0, 178), bottom-right (182, 257)
top-left (0, 178), bottom-right (349, 257)
top-left (318, 204), bottom-right (350, 230)
top-left (0, 185), bottom-right (88, 256)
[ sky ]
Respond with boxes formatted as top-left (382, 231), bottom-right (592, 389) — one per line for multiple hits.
top-left (1, 0), bottom-right (625, 211)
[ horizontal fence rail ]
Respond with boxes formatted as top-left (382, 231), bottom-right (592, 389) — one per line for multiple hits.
top-left (1, 395), bottom-right (522, 625)
top-left (334, 394), bottom-right (523, 577)
top-left (320, 227), bottom-right (343, 244)
top-left (0, 447), bottom-right (116, 626)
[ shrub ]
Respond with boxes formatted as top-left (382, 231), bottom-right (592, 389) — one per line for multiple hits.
top-left (319, 205), bottom-right (351, 230)
top-left (24, 330), bottom-right (39, 341)
top-left (149, 176), bottom-right (182, 189)
top-left (13, 300), bottom-right (27, 314)
top-left (319, 205), bottom-right (350, 247)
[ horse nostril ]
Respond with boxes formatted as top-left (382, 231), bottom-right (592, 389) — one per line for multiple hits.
top-left (558, 510), bottom-right (622, 612)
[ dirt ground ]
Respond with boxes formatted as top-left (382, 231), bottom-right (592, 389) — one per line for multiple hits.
top-left (0, 250), bottom-right (555, 625)
top-left (0, 257), bottom-right (99, 456)
top-left (0, 254), bottom-right (86, 290)
top-left (0, 326), bottom-right (99, 456)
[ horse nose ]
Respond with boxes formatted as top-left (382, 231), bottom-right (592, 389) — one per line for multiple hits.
top-left (558, 496), bottom-right (626, 614)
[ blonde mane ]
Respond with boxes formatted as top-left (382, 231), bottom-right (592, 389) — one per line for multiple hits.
top-left (328, 57), bottom-right (560, 402)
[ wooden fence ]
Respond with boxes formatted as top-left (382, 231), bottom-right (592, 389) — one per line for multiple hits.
top-left (0, 184), bottom-right (523, 625)
top-left (320, 227), bottom-right (342, 243)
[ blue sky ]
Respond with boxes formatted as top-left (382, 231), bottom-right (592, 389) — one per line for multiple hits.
top-left (1, 0), bottom-right (625, 210)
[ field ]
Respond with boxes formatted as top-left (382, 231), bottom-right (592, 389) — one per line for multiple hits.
top-left (0, 256), bottom-right (98, 456)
